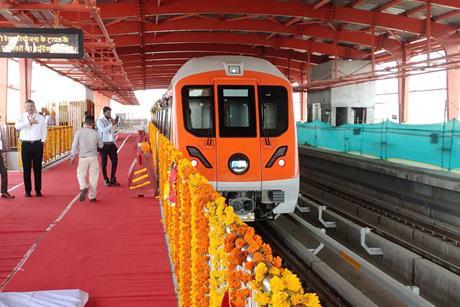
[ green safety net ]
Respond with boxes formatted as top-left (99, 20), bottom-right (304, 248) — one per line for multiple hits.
top-left (297, 120), bottom-right (460, 171)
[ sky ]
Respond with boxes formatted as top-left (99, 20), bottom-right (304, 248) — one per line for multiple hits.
top-left (110, 89), bottom-right (166, 120)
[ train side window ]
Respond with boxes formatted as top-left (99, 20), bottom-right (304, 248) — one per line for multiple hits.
top-left (258, 86), bottom-right (288, 137)
top-left (182, 86), bottom-right (215, 137)
top-left (218, 86), bottom-right (257, 138)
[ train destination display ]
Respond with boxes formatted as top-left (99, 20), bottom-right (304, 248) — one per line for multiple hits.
top-left (0, 28), bottom-right (83, 59)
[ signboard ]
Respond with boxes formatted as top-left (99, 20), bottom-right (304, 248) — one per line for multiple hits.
top-left (0, 28), bottom-right (83, 59)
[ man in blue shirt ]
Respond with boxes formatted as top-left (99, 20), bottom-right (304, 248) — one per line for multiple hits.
top-left (96, 107), bottom-right (120, 186)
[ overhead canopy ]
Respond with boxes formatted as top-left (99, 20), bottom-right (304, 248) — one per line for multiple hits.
top-left (1, 0), bottom-right (459, 103)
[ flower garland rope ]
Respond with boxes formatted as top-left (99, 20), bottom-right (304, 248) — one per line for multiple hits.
top-left (149, 123), bottom-right (321, 307)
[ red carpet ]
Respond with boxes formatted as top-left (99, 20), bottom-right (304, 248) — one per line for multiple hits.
top-left (0, 134), bottom-right (177, 306)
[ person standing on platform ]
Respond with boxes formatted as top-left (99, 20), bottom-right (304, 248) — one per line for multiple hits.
top-left (0, 116), bottom-right (14, 199)
top-left (15, 99), bottom-right (47, 197)
top-left (71, 115), bottom-right (103, 202)
top-left (96, 106), bottom-right (120, 187)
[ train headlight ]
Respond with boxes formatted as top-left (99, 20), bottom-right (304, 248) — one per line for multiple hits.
top-left (225, 63), bottom-right (244, 76)
top-left (228, 153), bottom-right (250, 175)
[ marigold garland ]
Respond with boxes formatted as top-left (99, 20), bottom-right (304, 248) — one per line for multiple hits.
top-left (149, 123), bottom-right (321, 307)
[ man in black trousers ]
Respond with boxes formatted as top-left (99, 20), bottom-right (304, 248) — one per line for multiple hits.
top-left (15, 99), bottom-right (47, 197)
top-left (96, 106), bottom-right (120, 186)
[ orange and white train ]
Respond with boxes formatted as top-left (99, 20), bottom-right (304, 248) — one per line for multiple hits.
top-left (152, 56), bottom-right (299, 221)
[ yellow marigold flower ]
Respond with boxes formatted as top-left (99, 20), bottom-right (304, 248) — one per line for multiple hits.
top-left (224, 205), bottom-right (234, 215)
top-left (225, 213), bottom-right (235, 225)
top-left (291, 293), bottom-right (307, 305)
top-left (254, 262), bottom-right (268, 282)
top-left (269, 276), bottom-right (286, 292)
top-left (283, 271), bottom-right (302, 292)
top-left (305, 293), bottom-right (321, 307)
top-left (254, 292), bottom-right (271, 306)
top-left (269, 266), bottom-right (281, 276)
top-left (271, 291), bottom-right (289, 307)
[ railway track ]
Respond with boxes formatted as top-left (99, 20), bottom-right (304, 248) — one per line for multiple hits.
top-left (255, 222), bottom-right (349, 307)
top-left (258, 214), bottom-right (438, 306)
top-left (299, 174), bottom-right (460, 275)
top-left (301, 174), bottom-right (460, 246)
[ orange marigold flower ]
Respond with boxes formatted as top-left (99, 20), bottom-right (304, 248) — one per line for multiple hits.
top-left (253, 252), bottom-right (264, 263)
top-left (244, 261), bottom-right (254, 271)
top-left (235, 238), bottom-right (246, 248)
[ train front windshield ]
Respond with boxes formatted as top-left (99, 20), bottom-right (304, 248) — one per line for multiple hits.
top-left (182, 85), bottom-right (289, 138)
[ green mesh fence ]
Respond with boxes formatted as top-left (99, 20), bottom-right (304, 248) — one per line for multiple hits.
top-left (297, 120), bottom-right (460, 171)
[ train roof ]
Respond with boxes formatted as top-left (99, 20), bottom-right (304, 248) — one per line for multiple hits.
top-left (170, 55), bottom-right (288, 85)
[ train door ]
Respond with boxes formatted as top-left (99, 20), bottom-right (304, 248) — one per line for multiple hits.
top-left (214, 81), bottom-right (262, 190)
top-left (259, 86), bottom-right (291, 180)
top-left (180, 86), bottom-right (217, 183)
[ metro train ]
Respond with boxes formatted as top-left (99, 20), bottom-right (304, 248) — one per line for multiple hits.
top-left (152, 56), bottom-right (299, 221)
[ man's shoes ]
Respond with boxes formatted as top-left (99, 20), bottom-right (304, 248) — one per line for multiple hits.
top-left (79, 188), bottom-right (88, 202)
top-left (24, 192), bottom-right (32, 197)
top-left (36, 192), bottom-right (43, 197)
top-left (104, 179), bottom-right (111, 186)
top-left (1, 192), bottom-right (14, 199)
top-left (89, 198), bottom-right (97, 203)
top-left (110, 178), bottom-right (120, 187)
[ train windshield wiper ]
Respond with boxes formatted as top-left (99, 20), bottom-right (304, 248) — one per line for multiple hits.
top-left (262, 103), bottom-right (271, 146)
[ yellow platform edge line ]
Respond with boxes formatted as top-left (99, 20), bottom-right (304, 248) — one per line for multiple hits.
top-left (130, 181), bottom-right (151, 190)
top-left (132, 174), bottom-right (149, 183)
top-left (134, 168), bottom-right (147, 175)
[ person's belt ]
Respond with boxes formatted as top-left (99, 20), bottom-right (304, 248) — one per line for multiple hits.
top-left (21, 140), bottom-right (42, 144)
top-left (103, 142), bottom-right (115, 144)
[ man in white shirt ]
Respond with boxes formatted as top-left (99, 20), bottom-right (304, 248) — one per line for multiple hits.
top-left (15, 99), bottom-right (47, 197)
top-left (96, 106), bottom-right (120, 186)
top-left (0, 117), bottom-right (14, 199)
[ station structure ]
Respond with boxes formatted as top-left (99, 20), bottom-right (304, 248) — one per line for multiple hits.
top-left (0, 1), bottom-right (459, 307)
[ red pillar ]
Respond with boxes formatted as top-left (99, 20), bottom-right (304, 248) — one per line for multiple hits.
top-left (397, 46), bottom-right (410, 123)
top-left (0, 59), bottom-right (7, 125)
top-left (447, 69), bottom-right (460, 120)
top-left (299, 91), bottom-right (305, 121)
top-left (19, 58), bottom-right (32, 112)
top-left (445, 43), bottom-right (460, 120)
top-left (94, 91), bottom-right (110, 118)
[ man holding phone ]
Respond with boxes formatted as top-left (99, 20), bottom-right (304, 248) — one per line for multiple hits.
top-left (96, 106), bottom-right (120, 186)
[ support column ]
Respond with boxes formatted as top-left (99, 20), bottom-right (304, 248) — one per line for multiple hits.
top-left (94, 91), bottom-right (110, 118)
top-left (445, 44), bottom-right (460, 120)
top-left (397, 45), bottom-right (410, 123)
top-left (447, 69), bottom-right (460, 120)
top-left (19, 59), bottom-right (32, 112)
top-left (299, 90), bottom-right (305, 121)
top-left (0, 59), bottom-right (7, 125)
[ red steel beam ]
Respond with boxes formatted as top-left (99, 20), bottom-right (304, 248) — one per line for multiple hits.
top-left (313, 0), bottom-right (331, 10)
top-left (96, 0), bottom-right (457, 37)
top-left (105, 17), bottom-right (399, 50)
top-left (115, 43), bottom-right (322, 63)
top-left (113, 32), bottom-right (368, 59)
top-left (123, 56), bottom-right (305, 71)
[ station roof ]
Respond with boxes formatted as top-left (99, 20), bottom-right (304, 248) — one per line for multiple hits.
top-left (1, 0), bottom-right (459, 104)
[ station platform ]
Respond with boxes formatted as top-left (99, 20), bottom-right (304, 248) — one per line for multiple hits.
top-left (0, 134), bottom-right (177, 306)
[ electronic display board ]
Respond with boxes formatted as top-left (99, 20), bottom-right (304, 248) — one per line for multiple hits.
top-left (0, 28), bottom-right (83, 59)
